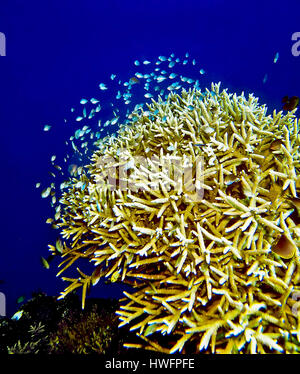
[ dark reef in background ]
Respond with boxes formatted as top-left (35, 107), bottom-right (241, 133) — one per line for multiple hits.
top-left (0, 292), bottom-right (136, 354)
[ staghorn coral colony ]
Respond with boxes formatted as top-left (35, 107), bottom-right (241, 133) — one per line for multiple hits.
top-left (47, 76), bottom-right (300, 354)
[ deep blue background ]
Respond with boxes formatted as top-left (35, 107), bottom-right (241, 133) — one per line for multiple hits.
top-left (0, 0), bottom-right (299, 317)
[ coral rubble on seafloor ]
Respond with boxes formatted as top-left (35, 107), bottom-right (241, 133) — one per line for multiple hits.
top-left (49, 82), bottom-right (300, 353)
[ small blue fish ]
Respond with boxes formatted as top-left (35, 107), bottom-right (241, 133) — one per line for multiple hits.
top-left (43, 124), bottom-right (51, 132)
top-left (11, 310), bottom-right (23, 321)
top-left (157, 76), bottom-right (166, 83)
top-left (40, 256), bottom-right (50, 269)
top-left (96, 201), bottom-right (101, 212)
top-left (129, 77), bottom-right (140, 84)
top-left (274, 52), bottom-right (279, 64)
top-left (263, 73), bottom-right (268, 84)
top-left (111, 117), bottom-right (119, 125)
top-left (167, 144), bottom-right (175, 151)
top-left (158, 56), bottom-right (167, 61)
top-left (17, 295), bottom-right (25, 304)
top-left (41, 187), bottom-right (51, 198)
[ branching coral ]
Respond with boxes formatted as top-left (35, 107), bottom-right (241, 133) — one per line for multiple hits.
top-left (7, 322), bottom-right (47, 354)
top-left (49, 83), bottom-right (300, 353)
top-left (49, 305), bottom-right (117, 354)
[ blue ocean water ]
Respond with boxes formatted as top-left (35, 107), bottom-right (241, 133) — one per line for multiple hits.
top-left (0, 0), bottom-right (299, 318)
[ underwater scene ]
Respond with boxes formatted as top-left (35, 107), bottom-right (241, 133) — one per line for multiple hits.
top-left (1, 0), bottom-right (300, 357)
